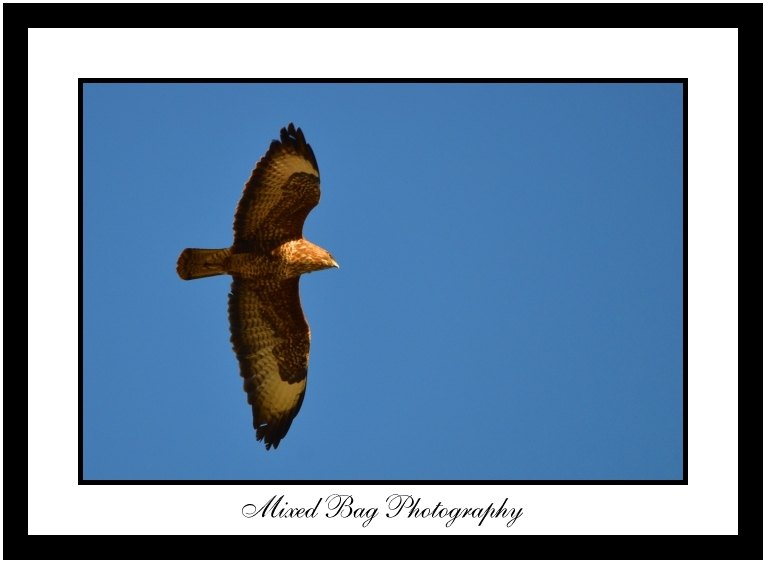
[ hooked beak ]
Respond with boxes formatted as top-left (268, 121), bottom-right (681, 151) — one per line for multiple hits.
top-left (331, 259), bottom-right (340, 269)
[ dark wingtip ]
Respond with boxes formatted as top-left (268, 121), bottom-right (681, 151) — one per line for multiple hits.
top-left (280, 122), bottom-right (299, 143)
top-left (276, 122), bottom-right (318, 173)
top-left (256, 424), bottom-right (283, 450)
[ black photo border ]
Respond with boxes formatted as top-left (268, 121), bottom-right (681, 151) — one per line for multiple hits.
top-left (78, 77), bottom-right (689, 487)
top-left (17, 3), bottom-right (758, 559)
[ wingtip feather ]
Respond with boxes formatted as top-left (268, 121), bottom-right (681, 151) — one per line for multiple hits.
top-left (275, 122), bottom-right (318, 173)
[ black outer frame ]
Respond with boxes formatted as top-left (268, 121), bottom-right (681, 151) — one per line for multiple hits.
top-left (15, 2), bottom-right (759, 560)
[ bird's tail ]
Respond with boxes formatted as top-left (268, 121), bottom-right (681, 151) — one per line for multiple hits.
top-left (176, 248), bottom-right (232, 280)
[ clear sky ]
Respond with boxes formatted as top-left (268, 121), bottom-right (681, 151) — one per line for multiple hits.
top-left (83, 83), bottom-right (683, 480)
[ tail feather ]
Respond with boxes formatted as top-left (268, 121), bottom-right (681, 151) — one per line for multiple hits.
top-left (177, 248), bottom-right (231, 280)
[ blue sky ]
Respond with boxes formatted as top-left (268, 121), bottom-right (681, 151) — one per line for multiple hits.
top-left (83, 83), bottom-right (683, 480)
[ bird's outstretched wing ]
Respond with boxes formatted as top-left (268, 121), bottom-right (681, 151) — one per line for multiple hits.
top-left (228, 276), bottom-right (310, 449)
top-left (233, 123), bottom-right (321, 252)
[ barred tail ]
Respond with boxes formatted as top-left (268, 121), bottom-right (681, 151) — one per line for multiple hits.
top-left (176, 248), bottom-right (232, 280)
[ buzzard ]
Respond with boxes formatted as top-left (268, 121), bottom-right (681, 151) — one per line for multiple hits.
top-left (177, 123), bottom-right (338, 450)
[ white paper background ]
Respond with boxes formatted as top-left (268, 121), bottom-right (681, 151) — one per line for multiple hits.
top-left (27, 28), bottom-right (738, 535)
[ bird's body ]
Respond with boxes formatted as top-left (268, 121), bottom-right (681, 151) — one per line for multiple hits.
top-left (177, 124), bottom-right (337, 450)
top-left (178, 239), bottom-right (334, 282)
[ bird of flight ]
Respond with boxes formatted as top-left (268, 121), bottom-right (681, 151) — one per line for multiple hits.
top-left (177, 123), bottom-right (338, 450)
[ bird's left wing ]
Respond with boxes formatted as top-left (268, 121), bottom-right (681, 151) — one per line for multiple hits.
top-left (233, 123), bottom-right (320, 252)
top-left (228, 276), bottom-right (311, 449)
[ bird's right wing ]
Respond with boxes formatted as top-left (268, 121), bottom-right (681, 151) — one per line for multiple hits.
top-left (228, 276), bottom-right (311, 449)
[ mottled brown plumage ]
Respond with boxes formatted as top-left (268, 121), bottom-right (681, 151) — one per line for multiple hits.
top-left (177, 123), bottom-right (337, 450)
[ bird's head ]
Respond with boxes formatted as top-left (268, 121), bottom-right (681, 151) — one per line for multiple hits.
top-left (322, 252), bottom-right (340, 270)
top-left (290, 240), bottom-right (339, 275)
